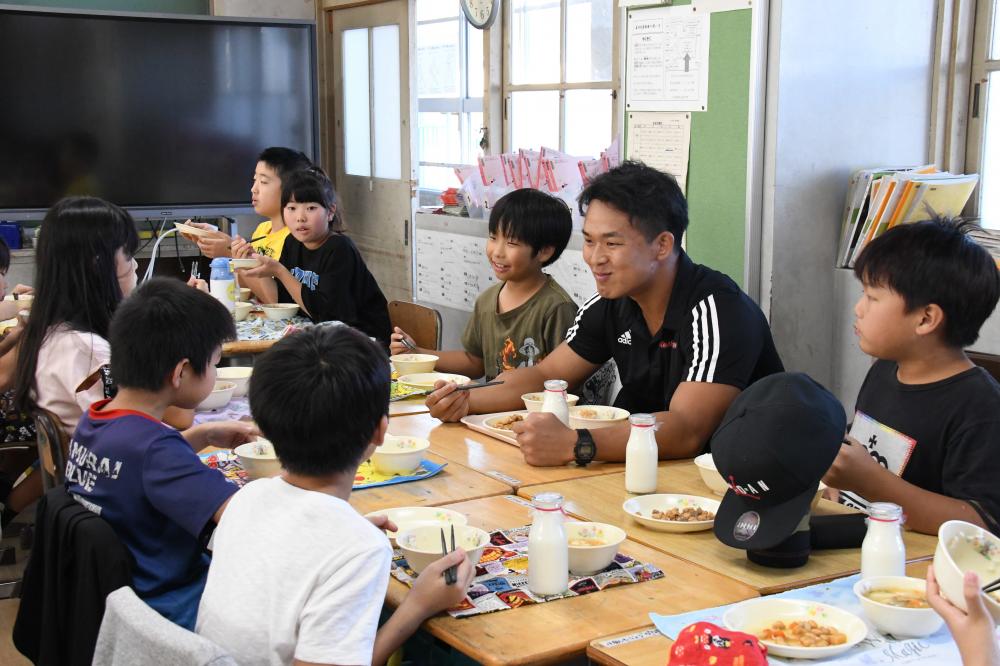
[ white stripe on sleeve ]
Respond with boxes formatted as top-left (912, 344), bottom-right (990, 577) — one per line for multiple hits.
top-left (687, 297), bottom-right (719, 382)
top-left (705, 295), bottom-right (721, 382)
top-left (686, 302), bottom-right (703, 381)
top-left (564, 292), bottom-right (602, 343)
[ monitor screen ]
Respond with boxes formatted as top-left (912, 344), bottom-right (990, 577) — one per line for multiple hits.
top-left (0, 7), bottom-right (318, 218)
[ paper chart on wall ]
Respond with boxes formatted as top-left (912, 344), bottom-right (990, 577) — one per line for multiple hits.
top-left (625, 5), bottom-right (710, 112)
top-left (415, 229), bottom-right (597, 313)
top-left (626, 111), bottom-right (691, 193)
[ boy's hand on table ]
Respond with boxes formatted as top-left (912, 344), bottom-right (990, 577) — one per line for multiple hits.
top-left (366, 514), bottom-right (399, 534)
top-left (926, 566), bottom-right (1000, 666)
top-left (241, 253), bottom-right (281, 279)
top-left (426, 381), bottom-right (470, 422)
top-left (389, 327), bottom-right (418, 355)
top-left (185, 421), bottom-right (260, 450)
top-left (513, 413), bottom-right (576, 466)
top-left (409, 548), bottom-right (474, 614)
top-left (822, 435), bottom-right (889, 495)
top-left (231, 236), bottom-right (254, 259)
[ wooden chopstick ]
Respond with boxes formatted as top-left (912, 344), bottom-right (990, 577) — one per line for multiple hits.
top-left (983, 575), bottom-right (1000, 594)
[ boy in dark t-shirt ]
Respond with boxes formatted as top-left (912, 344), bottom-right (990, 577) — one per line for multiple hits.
top-left (824, 219), bottom-right (1000, 535)
top-left (65, 279), bottom-right (257, 629)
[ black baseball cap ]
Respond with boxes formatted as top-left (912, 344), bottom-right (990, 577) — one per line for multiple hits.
top-left (711, 372), bottom-right (846, 550)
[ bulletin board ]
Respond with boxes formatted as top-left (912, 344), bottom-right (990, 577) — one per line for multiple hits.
top-left (624, 1), bottom-right (752, 288)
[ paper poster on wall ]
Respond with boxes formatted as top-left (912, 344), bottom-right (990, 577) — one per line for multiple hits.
top-left (626, 111), bottom-right (691, 193)
top-left (625, 5), bottom-right (710, 112)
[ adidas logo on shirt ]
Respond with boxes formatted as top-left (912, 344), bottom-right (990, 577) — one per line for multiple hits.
top-left (617, 330), bottom-right (632, 346)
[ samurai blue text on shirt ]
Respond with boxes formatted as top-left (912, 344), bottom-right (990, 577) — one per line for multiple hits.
top-left (291, 267), bottom-right (319, 290)
top-left (65, 439), bottom-right (123, 493)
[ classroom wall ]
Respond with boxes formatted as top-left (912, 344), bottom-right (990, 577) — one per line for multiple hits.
top-left (211, 0), bottom-right (313, 20)
top-left (761, 0), bottom-right (936, 391)
top-left (2, 0), bottom-right (208, 13)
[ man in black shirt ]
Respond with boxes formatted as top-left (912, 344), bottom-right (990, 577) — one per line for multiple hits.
top-left (428, 162), bottom-right (783, 466)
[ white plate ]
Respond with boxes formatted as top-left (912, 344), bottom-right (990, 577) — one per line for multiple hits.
top-left (482, 411), bottom-right (529, 438)
top-left (397, 372), bottom-right (471, 390)
top-left (621, 494), bottom-right (720, 533)
top-left (723, 598), bottom-right (868, 659)
top-left (174, 221), bottom-right (218, 238)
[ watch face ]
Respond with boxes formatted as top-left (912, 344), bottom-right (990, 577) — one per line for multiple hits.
top-left (461, 0), bottom-right (498, 29)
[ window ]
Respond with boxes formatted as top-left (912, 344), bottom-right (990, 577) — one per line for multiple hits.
top-left (969, 0), bottom-right (1000, 227)
top-left (505, 0), bottom-right (616, 156)
top-left (416, 0), bottom-right (484, 192)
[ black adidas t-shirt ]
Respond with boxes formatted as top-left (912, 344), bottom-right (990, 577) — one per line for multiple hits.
top-left (843, 360), bottom-right (1000, 534)
top-left (565, 251), bottom-right (783, 415)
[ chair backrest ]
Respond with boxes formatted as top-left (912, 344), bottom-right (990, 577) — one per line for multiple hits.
top-left (92, 587), bottom-right (238, 666)
top-left (33, 409), bottom-right (67, 490)
top-left (388, 300), bottom-right (442, 350)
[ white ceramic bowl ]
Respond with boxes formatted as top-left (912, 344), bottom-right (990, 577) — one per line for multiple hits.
top-left (370, 435), bottom-right (430, 475)
top-left (933, 520), bottom-right (1000, 622)
top-left (568, 405), bottom-right (630, 430)
top-left (197, 381), bottom-right (235, 411)
top-left (229, 257), bottom-right (261, 271)
top-left (262, 303), bottom-right (299, 320)
top-left (622, 494), bottom-right (720, 533)
top-left (174, 221), bottom-right (217, 238)
top-left (363, 506), bottom-right (468, 542)
top-left (521, 392), bottom-right (580, 413)
top-left (853, 576), bottom-right (944, 638)
top-left (234, 438), bottom-right (283, 480)
top-left (566, 521), bottom-right (627, 575)
top-left (397, 372), bottom-right (471, 390)
top-left (216, 366), bottom-right (252, 397)
top-left (390, 353), bottom-right (439, 375)
top-left (396, 524), bottom-right (491, 575)
top-left (237, 287), bottom-right (251, 302)
top-left (723, 598), bottom-right (867, 659)
top-left (695, 453), bottom-right (827, 507)
top-left (233, 301), bottom-right (252, 322)
top-left (3, 294), bottom-right (32, 306)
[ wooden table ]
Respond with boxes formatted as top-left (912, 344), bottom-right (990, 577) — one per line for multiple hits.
top-left (387, 413), bottom-right (625, 490)
top-left (385, 495), bottom-right (758, 666)
top-left (519, 462), bottom-right (939, 595)
top-left (586, 561), bottom-right (935, 666)
top-left (388, 397), bottom-right (430, 417)
top-left (222, 338), bottom-right (275, 356)
top-left (348, 452), bottom-right (513, 515)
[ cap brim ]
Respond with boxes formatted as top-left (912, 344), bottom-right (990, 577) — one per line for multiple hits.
top-left (713, 482), bottom-right (816, 550)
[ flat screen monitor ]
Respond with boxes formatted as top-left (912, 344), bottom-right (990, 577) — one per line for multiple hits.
top-left (0, 5), bottom-right (318, 220)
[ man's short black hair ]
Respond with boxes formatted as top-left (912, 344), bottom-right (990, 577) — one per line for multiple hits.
top-left (249, 325), bottom-right (390, 476)
top-left (854, 218), bottom-right (1000, 348)
top-left (109, 278), bottom-right (236, 391)
top-left (488, 188), bottom-right (572, 267)
top-left (257, 147), bottom-right (312, 183)
top-left (578, 160), bottom-right (688, 246)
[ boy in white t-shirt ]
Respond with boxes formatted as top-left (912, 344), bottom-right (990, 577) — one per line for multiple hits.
top-left (196, 326), bottom-right (473, 666)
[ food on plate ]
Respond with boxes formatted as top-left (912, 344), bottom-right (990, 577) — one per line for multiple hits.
top-left (949, 533), bottom-right (1000, 601)
top-left (490, 414), bottom-right (524, 431)
top-left (577, 408), bottom-right (601, 419)
top-left (863, 588), bottom-right (931, 609)
top-left (568, 537), bottom-right (606, 547)
top-left (758, 620), bottom-right (848, 647)
top-left (643, 506), bottom-right (715, 522)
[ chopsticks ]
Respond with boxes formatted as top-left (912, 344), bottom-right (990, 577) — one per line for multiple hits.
top-left (190, 259), bottom-right (200, 281)
top-left (400, 337), bottom-right (418, 352)
top-left (983, 575), bottom-right (1000, 595)
top-left (439, 526), bottom-right (457, 585)
top-left (389, 380), bottom-right (504, 402)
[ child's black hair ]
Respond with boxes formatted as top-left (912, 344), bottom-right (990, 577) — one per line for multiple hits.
top-left (488, 188), bottom-right (572, 267)
top-left (109, 278), bottom-right (236, 392)
top-left (14, 196), bottom-right (140, 411)
top-left (578, 160), bottom-right (688, 246)
top-left (0, 237), bottom-right (10, 275)
top-left (249, 325), bottom-right (389, 476)
top-left (854, 218), bottom-right (1000, 348)
top-left (280, 167), bottom-right (345, 232)
top-left (257, 147), bottom-right (313, 183)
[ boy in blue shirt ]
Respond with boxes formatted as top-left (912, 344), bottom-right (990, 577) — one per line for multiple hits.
top-left (824, 219), bottom-right (1000, 535)
top-left (64, 278), bottom-right (258, 629)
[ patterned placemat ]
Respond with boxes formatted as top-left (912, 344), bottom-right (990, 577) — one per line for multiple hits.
top-left (235, 315), bottom-right (311, 341)
top-left (391, 525), bottom-right (664, 618)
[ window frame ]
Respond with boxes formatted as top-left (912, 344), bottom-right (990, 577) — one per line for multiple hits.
top-left (966, 0), bottom-right (999, 218)
top-left (502, 0), bottom-right (620, 153)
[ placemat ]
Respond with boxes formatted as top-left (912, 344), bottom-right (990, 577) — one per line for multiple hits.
top-left (193, 396), bottom-right (252, 424)
top-left (391, 525), bottom-right (664, 618)
top-left (235, 314), bottom-right (311, 341)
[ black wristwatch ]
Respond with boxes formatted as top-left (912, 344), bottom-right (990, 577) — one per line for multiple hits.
top-left (574, 429), bottom-right (596, 467)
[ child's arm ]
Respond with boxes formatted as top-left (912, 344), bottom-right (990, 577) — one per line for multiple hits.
top-left (241, 254), bottom-right (306, 313)
top-left (370, 549), bottom-right (474, 666)
top-left (390, 327), bottom-right (485, 378)
top-left (0, 326), bottom-right (22, 390)
top-left (181, 421), bottom-right (259, 452)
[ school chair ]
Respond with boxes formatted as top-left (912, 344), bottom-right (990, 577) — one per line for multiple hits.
top-left (388, 300), bottom-right (442, 350)
top-left (32, 410), bottom-right (65, 491)
top-left (92, 587), bottom-right (237, 666)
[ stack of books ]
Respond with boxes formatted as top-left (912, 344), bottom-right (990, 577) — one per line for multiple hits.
top-left (836, 166), bottom-right (979, 267)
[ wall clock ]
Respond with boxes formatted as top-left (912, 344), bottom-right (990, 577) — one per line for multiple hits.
top-left (460, 0), bottom-right (500, 30)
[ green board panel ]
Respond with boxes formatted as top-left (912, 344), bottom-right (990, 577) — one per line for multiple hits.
top-left (3, 0), bottom-right (209, 14)
top-left (625, 4), bottom-right (751, 288)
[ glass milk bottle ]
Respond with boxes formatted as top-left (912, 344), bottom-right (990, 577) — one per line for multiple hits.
top-left (528, 492), bottom-right (569, 596)
top-left (540, 379), bottom-right (570, 426)
top-left (861, 502), bottom-right (906, 579)
top-left (209, 257), bottom-right (235, 313)
top-left (625, 414), bottom-right (658, 494)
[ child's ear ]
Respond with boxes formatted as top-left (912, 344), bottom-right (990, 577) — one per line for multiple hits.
top-left (915, 303), bottom-right (946, 338)
top-left (536, 245), bottom-right (555, 265)
top-left (361, 415), bottom-right (389, 460)
top-left (169, 359), bottom-right (190, 390)
top-left (327, 204), bottom-right (337, 223)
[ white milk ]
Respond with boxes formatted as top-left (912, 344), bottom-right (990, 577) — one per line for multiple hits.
top-left (861, 502), bottom-right (906, 579)
top-left (528, 492), bottom-right (568, 596)
top-left (625, 413), bottom-right (658, 494)
top-left (540, 379), bottom-right (569, 426)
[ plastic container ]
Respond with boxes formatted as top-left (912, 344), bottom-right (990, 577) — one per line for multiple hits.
top-left (861, 502), bottom-right (906, 580)
top-left (625, 413), bottom-right (658, 494)
top-left (0, 222), bottom-right (22, 250)
top-left (209, 257), bottom-right (235, 313)
top-left (528, 492), bottom-right (569, 596)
